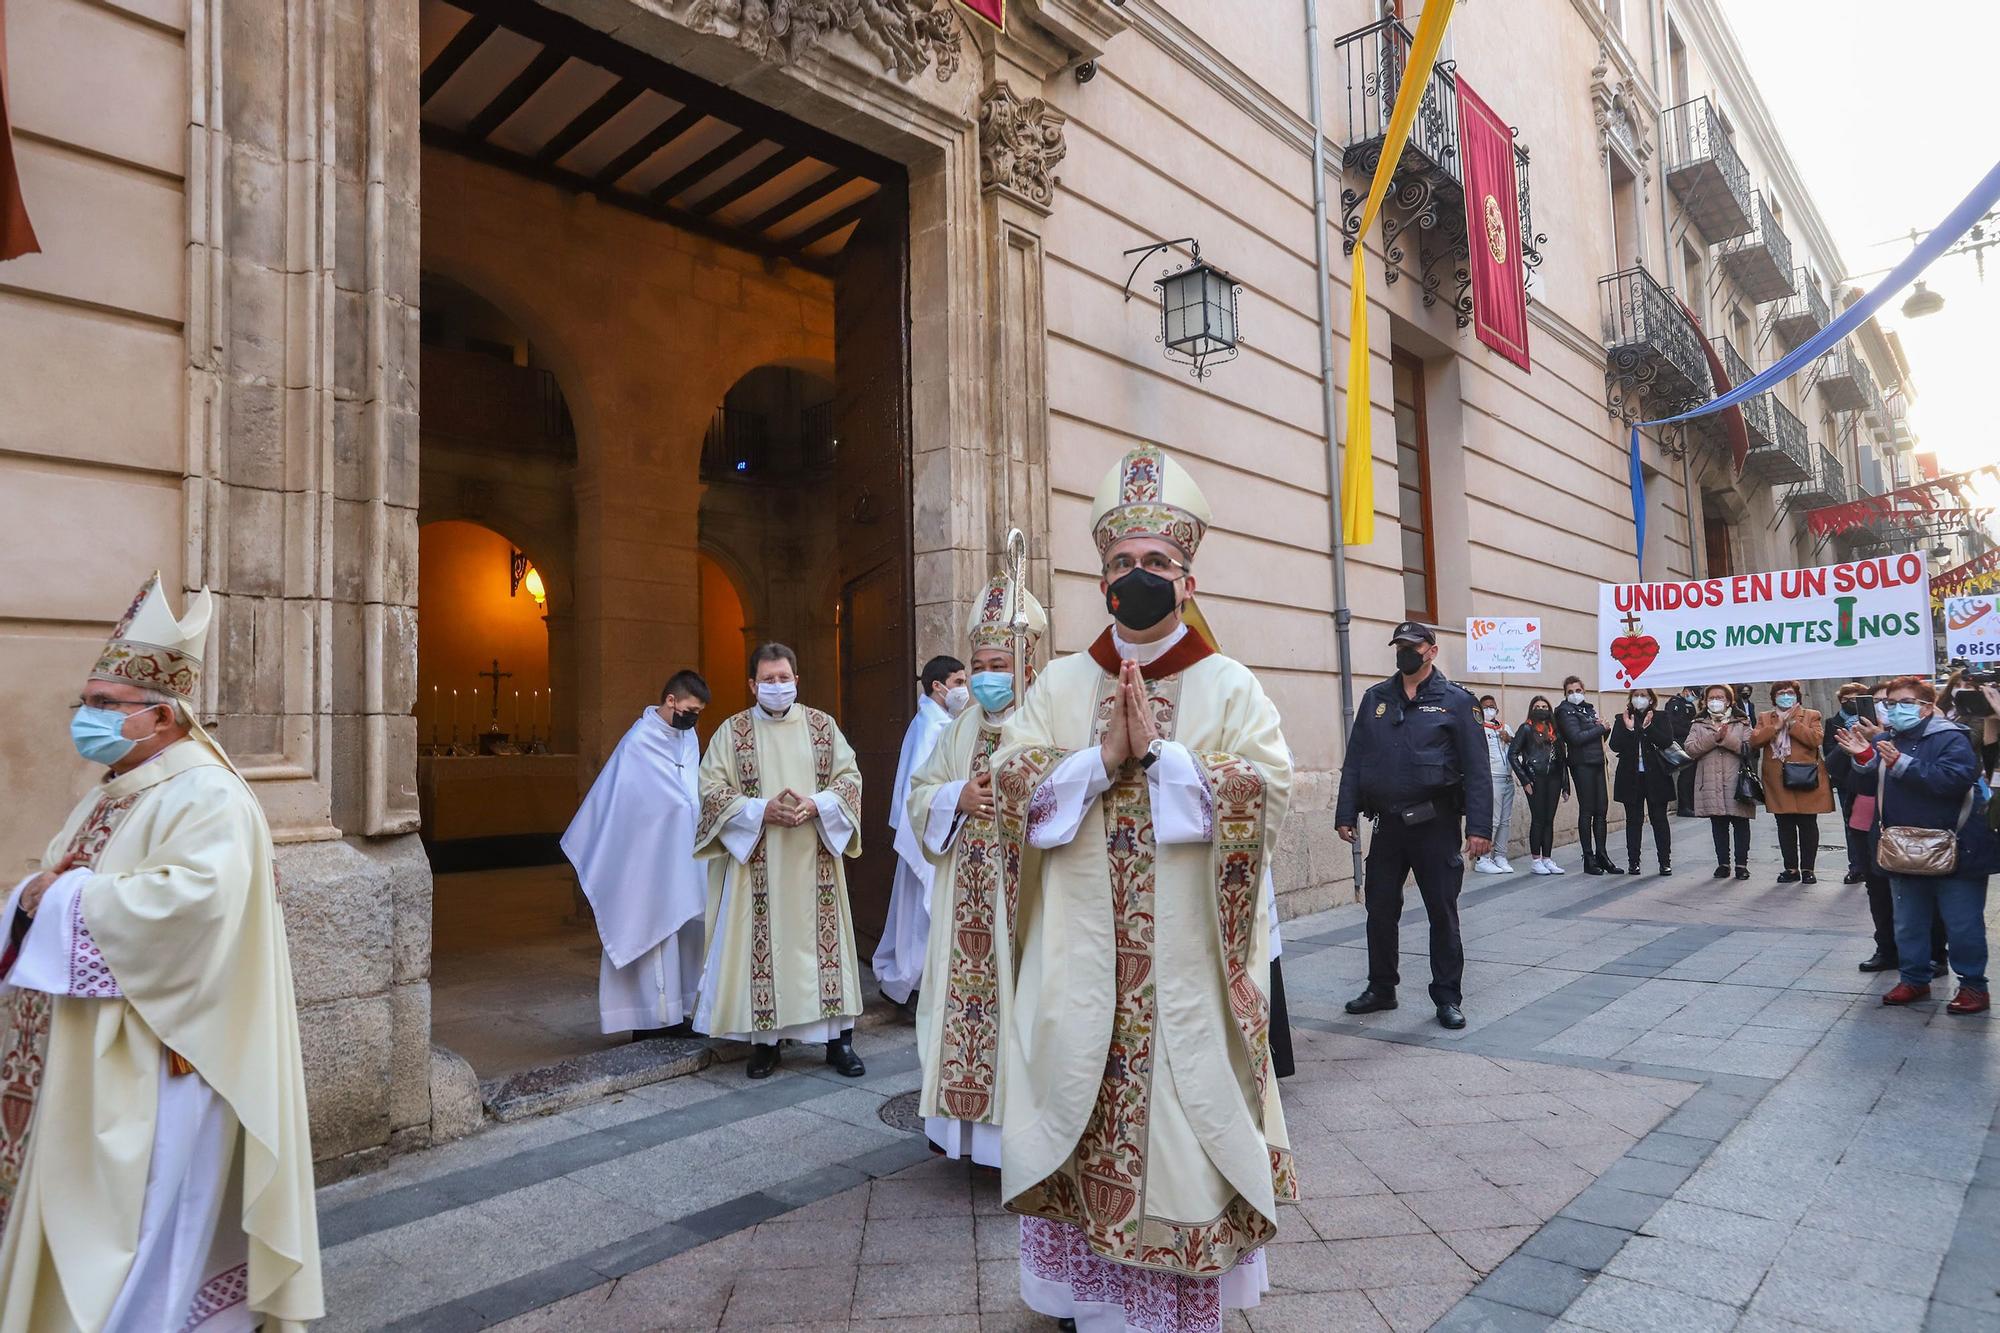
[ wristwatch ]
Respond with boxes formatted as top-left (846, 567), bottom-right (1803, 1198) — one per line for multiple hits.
top-left (1140, 738), bottom-right (1166, 771)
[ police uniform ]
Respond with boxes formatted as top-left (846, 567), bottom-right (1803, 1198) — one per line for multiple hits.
top-left (1334, 623), bottom-right (1492, 1025)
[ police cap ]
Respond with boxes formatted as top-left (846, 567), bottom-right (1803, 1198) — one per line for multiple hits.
top-left (1388, 621), bottom-right (1436, 645)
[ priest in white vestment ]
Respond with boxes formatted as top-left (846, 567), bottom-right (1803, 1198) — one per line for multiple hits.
top-left (0, 572), bottom-right (322, 1332)
top-left (693, 643), bottom-right (868, 1079)
top-left (907, 576), bottom-right (1046, 1168)
top-left (994, 446), bottom-right (1295, 1333)
top-left (564, 669), bottom-right (710, 1038)
top-left (872, 655), bottom-right (965, 1010)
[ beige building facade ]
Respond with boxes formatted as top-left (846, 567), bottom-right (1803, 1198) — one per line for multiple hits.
top-left (0, 0), bottom-right (1927, 1168)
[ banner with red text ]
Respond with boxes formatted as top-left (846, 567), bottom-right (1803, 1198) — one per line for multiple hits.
top-left (1598, 556), bottom-right (1933, 690)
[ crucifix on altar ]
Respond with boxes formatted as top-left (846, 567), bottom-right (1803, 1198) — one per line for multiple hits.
top-left (477, 658), bottom-right (514, 753)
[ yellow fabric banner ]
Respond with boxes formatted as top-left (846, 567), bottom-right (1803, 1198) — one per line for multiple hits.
top-left (1341, 2), bottom-right (1457, 547)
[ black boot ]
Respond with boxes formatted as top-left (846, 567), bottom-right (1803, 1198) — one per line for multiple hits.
top-left (1345, 987), bottom-right (1398, 1014)
top-left (746, 1043), bottom-right (781, 1079)
top-left (826, 1029), bottom-right (866, 1077)
top-left (1857, 951), bottom-right (1897, 973)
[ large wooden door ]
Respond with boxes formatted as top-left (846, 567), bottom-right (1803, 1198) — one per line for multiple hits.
top-left (833, 179), bottom-right (912, 947)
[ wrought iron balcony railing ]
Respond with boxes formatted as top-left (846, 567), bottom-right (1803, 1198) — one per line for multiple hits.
top-left (702, 405), bottom-right (768, 477)
top-left (420, 345), bottom-right (576, 457)
top-left (1768, 268), bottom-right (1829, 346)
top-left (1662, 98), bottom-right (1753, 241)
top-left (1337, 18), bottom-right (1461, 192)
top-left (1601, 267), bottom-right (1712, 421)
top-left (1748, 398), bottom-right (1812, 483)
top-left (1709, 335), bottom-right (1774, 452)
top-left (1516, 142), bottom-right (1547, 284)
top-left (1791, 444), bottom-right (1847, 509)
top-left (1716, 190), bottom-right (1795, 304)
top-left (1814, 340), bottom-right (1871, 413)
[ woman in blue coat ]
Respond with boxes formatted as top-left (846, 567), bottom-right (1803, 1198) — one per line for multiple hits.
top-left (1834, 675), bottom-right (1992, 1015)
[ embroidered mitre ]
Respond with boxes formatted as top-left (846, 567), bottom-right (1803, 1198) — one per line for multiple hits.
top-left (91, 571), bottom-right (214, 704)
top-left (1087, 444), bottom-right (1212, 563)
top-left (967, 572), bottom-right (1048, 656)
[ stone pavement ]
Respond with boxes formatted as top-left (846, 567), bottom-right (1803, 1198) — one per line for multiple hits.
top-left (315, 821), bottom-right (2000, 1331)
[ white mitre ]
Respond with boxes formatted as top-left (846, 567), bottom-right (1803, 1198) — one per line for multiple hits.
top-left (91, 570), bottom-right (233, 765)
top-left (967, 571), bottom-right (1048, 659)
top-left (1087, 443), bottom-right (1213, 564)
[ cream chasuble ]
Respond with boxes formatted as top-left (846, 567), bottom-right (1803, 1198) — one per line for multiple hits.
top-left (0, 740), bottom-right (322, 1332)
top-left (907, 709), bottom-right (1021, 1165)
top-left (692, 706), bottom-right (864, 1040)
top-left (994, 632), bottom-right (1296, 1279)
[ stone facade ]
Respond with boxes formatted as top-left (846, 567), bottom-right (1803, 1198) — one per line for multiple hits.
top-left (0, 0), bottom-right (1916, 1168)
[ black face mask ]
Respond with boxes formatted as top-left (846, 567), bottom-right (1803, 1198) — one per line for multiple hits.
top-left (669, 708), bottom-right (700, 731)
top-left (1105, 568), bottom-right (1179, 632)
top-left (1395, 646), bottom-right (1426, 676)
top-left (1529, 708), bottom-right (1551, 721)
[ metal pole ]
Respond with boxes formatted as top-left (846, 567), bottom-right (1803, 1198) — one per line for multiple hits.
top-left (1304, 0), bottom-right (1363, 894)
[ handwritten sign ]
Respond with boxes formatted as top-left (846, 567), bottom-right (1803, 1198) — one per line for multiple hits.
top-left (1598, 556), bottom-right (1933, 689)
top-left (1465, 617), bottom-right (1541, 673)
top-left (1945, 595), bottom-right (2000, 663)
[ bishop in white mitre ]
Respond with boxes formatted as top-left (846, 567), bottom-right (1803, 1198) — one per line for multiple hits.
top-left (0, 573), bottom-right (322, 1331)
top-left (905, 576), bottom-right (1046, 1169)
top-left (692, 643), bottom-right (868, 1079)
top-left (563, 669), bottom-right (711, 1038)
top-left (994, 446), bottom-right (1295, 1333)
top-left (871, 655), bottom-right (965, 1010)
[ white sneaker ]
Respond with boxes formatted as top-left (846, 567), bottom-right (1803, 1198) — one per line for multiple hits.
top-left (1493, 855), bottom-right (1515, 873)
top-left (1530, 858), bottom-right (1553, 875)
top-left (1473, 855), bottom-right (1504, 874)
top-left (1546, 858), bottom-right (1568, 874)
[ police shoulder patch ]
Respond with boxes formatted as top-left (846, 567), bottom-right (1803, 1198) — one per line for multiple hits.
top-left (1374, 702), bottom-right (1386, 717)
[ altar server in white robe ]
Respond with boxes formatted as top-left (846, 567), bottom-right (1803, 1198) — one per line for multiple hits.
top-left (872, 655), bottom-right (966, 1010)
top-left (995, 446), bottom-right (1294, 1333)
top-left (0, 572), bottom-right (322, 1332)
top-left (693, 643), bottom-right (868, 1079)
top-left (564, 669), bottom-right (710, 1039)
top-left (907, 576), bottom-right (1045, 1168)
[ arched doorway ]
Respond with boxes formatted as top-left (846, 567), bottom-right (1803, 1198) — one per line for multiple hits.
top-left (697, 549), bottom-right (751, 743)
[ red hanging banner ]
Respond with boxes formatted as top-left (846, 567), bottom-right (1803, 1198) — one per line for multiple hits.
top-left (956, 0), bottom-right (1004, 31)
top-left (1456, 79), bottom-right (1528, 372)
top-left (0, 0), bottom-right (41, 262)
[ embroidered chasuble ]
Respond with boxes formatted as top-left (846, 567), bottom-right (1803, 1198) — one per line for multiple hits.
top-left (994, 629), bottom-right (1296, 1279)
top-left (0, 740), bottom-right (323, 1331)
top-left (692, 706), bottom-right (864, 1040)
top-left (907, 710), bottom-right (1023, 1163)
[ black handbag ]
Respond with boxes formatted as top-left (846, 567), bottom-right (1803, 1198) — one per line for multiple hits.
top-left (1781, 760), bottom-right (1821, 791)
top-left (1734, 742), bottom-right (1765, 806)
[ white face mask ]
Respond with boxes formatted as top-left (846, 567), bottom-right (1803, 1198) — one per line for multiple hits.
top-left (943, 684), bottom-right (971, 716)
top-left (756, 680), bottom-right (798, 713)
top-left (1707, 698), bottom-right (1729, 716)
top-left (1632, 696), bottom-right (1652, 711)
top-left (1566, 691), bottom-right (1585, 706)
top-left (1483, 707), bottom-right (1498, 723)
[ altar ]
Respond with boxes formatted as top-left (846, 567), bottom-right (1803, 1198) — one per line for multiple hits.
top-left (418, 753), bottom-right (580, 842)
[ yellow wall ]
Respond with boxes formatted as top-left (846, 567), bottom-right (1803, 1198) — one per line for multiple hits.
top-left (698, 551), bottom-right (749, 744)
top-left (418, 521), bottom-right (552, 743)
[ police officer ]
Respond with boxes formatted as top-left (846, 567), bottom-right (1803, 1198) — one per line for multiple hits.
top-left (1335, 621), bottom-right (1492, 1029)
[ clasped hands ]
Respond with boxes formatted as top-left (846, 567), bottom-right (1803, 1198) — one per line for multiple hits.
top-left (1098, 660), bottom-right (1160, 774)
top-left (17, 853), bottom-right (80, 918)
top-left (760, 789), bottom-right (823, 828)
top-left (1834, 715), bottom-right (1899, 767)
top-left (956, 771), bottom-right (995, 819)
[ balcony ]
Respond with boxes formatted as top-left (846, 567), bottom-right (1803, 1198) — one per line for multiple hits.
top-left (1814, 341), bottom-right (1872, 413)
top-left (1790, 444), bottom-right (1847, 509)
top-left (1601, 267), bottom-right (1713, 422)
top-left (1662, 98), bottom-right (1753, 241)
top-left (1747, 398), bottom-right (1812, 483)
top-left (1338, 18), bottom-right (1461, 198)
top-left (420, 345), bottom-right (576, 458)
top-left (1707, 335), bottom-right (1775, 454)
top-left (1716, 191), bottom-right (1795, 303)
top-left (1768, 268), bottom-right (1829, 346)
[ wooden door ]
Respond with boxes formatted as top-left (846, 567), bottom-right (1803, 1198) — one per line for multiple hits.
top-left (833, 179), bottom-right (912, 947)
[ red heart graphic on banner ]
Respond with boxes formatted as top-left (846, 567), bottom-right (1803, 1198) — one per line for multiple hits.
top-left (1609, 634), bottom-right (1660, 685)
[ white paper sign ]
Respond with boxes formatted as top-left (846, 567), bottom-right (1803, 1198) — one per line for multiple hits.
top-left (1944, 595), bottom-right (2000, 663)
top-left (1598, 556), bottom-right (1933, 690)
top-left (1465, 617), bottom-right (1542, 673)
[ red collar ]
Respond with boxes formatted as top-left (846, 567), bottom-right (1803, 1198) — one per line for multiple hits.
top-left (1086, 626), bottom-right (1216, 680)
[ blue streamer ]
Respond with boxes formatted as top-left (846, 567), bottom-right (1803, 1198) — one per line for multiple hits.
top-left (1628, 157), bottom-right (2000, 575)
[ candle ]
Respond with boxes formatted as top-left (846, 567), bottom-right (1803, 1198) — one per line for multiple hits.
top-left (545, 688), bottom-right (553, 747)
top-left (512, 689), bottom-right (520, 737)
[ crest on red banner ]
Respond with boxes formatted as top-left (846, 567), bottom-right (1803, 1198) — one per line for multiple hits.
top-left (1456, 80), bottom-right (1529, 372)
top-left (956, 0), bottom-right (1004, 31)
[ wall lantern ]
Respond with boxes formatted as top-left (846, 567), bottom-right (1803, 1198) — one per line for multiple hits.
top-left (1121, 237), bottom-right (1241, 378)
top-left (509, 549), bottom-right (546, 606)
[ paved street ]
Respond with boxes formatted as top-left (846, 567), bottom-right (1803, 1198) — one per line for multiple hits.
top-left (315, 825), bottom-right (2000, 1332)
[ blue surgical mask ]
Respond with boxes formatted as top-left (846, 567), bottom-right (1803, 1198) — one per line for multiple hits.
top-left (71, 706), bottom-right (140, 767)
top-left (1886, 702), bottom-right (1925, 732)
top-left (1775, 693), bottom-right (1797, 710)
top-left (969, 671), bottom-right (1014, 714)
